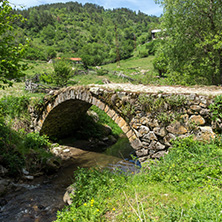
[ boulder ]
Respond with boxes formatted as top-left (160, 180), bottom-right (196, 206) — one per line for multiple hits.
top-left (0, 165), bottom-right (8, 176)
top-left (63, 184), bottom-right (76, 205)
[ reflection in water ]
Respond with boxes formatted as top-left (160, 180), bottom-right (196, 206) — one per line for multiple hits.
top-left (0, 137), bottom-right (139, 222)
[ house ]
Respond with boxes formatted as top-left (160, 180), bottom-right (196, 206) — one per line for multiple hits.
top-left (151, 29), bottom-right (162, 39)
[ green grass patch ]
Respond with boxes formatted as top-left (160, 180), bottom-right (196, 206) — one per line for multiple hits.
top-left (55, 136), bottom-right (222, 221)
top-left (90, 105), bottom-right (123, 137)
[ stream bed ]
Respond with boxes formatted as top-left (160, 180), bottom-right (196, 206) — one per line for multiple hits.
top-left (0, 137), bottom-right (139, 222)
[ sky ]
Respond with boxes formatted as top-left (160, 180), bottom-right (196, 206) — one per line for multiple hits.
top-left (9, 0), bottom-right (163, 16)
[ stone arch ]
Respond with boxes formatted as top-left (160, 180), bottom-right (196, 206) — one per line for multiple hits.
top-left (34, 87), bottom-right (141, 150)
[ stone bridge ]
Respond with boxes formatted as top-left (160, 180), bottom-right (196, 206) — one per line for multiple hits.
top-left (30, 85), bottom-right (220, 162)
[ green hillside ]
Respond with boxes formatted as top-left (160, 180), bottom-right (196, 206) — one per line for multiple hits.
top-left (13, 2), bottom-right (159, 66)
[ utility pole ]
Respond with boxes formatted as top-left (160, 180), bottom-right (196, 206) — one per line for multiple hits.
top-left (114, 24), bottom-right (120, 67)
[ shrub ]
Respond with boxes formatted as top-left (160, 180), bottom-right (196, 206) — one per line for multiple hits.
top-left (0, 95), bottom-right (30, 118)
top-left (52, 60), bottom-right (73, 87)
top-left (146, 136), bottom-right (222, 190)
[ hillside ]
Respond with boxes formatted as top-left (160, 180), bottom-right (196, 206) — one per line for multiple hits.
top-left (13, 2), bottom-right (159, 65)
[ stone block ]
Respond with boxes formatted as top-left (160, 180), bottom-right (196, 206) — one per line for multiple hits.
top-left (148, 119), bottom-right (159, 128)
top-left (189, 115), bottom-right (205, 125)
top-left (138, 126), bottom-right (150, 136)
top-left (194, 126), bottom-right (215, 141)
top-left (151, 151), bottom-right (168, 159)
top-left (144, 131), bottom-right (158, 141)
top-left (166, 121), bottom-right (188, 135)
top-left (130, 138), bottom-right (143, 150)
top-left (136, 148), bottom-right (149, 157)
top-left (126, 130), bottom-right (135, 139)
top-left (190, 105), bottom-right (201, 112)
top-left (153, 127), bottom-right (167, 137)
top-left (97, 101), bottom-right (105, 110)
top-left (163, 133), bottom-right (176, 146)
top-left (106, 109), bottom-right (115, 118)
top-left (104, 105), bottom-right (110, 113)
top-left (121, 124), bottom-right (130, 134)
top-left (200, 109), bottom-right (210, 116)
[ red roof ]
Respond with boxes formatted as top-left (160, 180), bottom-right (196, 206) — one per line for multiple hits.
top-left (70, 58), bottom-right (82, 61)
top-left (56, 57), bottom-right (82, 61)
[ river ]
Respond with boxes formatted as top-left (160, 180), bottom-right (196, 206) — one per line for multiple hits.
top-left (0, 137), bottom-right (139, 222)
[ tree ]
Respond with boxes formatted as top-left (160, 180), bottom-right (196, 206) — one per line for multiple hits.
top-left (52, 60), bottom-right (72, 87)
top-left (155, 0), bottom-right (222, 85)
top-left (0, 0), bottom-right (28, 88)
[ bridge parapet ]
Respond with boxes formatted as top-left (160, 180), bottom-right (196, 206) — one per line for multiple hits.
top-left (31, 86), bottom-right (219, 162)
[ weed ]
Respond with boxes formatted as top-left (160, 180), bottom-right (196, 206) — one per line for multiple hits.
top-left (209, 95), bottom-right (222, 121)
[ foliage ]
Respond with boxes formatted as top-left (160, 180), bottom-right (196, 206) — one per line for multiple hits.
top-left (0, 95), bottom-right (30, 118)
top-left (52, 60), bottom-right (73, 87)
top-left (55, 136), bottom-right (222, 221)
top-left (0, 117), bottom-right (52, 175)
top-left (209, 95), bottom-right (222, 121)
top-left (96, 68), bottom-right (109, 76)
top-left (147, 136), bottom-right (222, 190)
top-left (0, 95), bottom-right (52, 175)
top-left (138, 94), bottom-right (187, 115)
top-left (90, 105), bottom-right (123, 136)
top-left (76, 105), bottom-right (123, 140)
top-left (55, 167), bottom-right (127, 222)
top-left (13, 2), bottom-right (159, 64)
top-left (0, 0), bottom-right (28, 88)
top-left (155, 0), bottom-right (222, 85)
top-left (153, 51), bottom-right (168, 77)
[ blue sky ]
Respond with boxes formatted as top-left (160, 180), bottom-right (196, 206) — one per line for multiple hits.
top-left (9, 0), bottom-right (163, 16)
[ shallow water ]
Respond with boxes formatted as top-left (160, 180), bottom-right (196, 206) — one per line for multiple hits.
top-left (0, 137), bottom-right (139, 222)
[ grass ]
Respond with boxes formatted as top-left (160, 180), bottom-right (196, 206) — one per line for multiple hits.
top-left (55, 136), bottom-right (222, 221)
top-left (19, 56), bottom-right (170, 87)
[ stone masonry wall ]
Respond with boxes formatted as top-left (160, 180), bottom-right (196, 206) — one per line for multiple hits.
top-left (31, 86), bottom-right (218, 162)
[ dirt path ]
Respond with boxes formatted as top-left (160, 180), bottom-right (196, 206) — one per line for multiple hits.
top-left (91, 83), bottom-right (222, 96)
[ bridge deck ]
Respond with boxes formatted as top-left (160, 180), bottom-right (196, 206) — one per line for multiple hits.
top-left (90, 83), bottom-right (222, 96)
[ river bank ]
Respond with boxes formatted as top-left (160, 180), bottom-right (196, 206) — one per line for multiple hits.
top-left (0, 137), bottom-right (137, 222)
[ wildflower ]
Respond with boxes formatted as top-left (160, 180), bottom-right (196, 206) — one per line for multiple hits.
top-left (84, 203), bottom-right (87, 206)
top-left (112, 208), bottom-right (115, 211)
top-left (131, 172), bottom-right (134, 174)
top-left (97, 209), bottom-right (99, 212)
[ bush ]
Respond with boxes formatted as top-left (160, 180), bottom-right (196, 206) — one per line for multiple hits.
top-left (146, 136), bottom-right (222, 190)
top-left (52, 60), bottom-right (73, 87)
top-left (153, 52), bottom-right (168, 77)
top-left (0, 95), bottom-right (30, 118)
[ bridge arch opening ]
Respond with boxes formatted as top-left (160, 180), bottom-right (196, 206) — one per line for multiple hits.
top-left (34, 88), bottom-right (142, 160)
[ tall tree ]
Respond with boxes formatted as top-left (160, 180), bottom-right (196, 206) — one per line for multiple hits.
top-left (155, 0), bottom-right (222, 85)
top-left (0, 0), bottom-right (28, 88)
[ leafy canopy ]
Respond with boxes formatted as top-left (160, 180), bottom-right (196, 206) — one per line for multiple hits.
top-left (155, 0), bottom-right (222, 85)
top-left (0, 0), bottom-right (28, 88)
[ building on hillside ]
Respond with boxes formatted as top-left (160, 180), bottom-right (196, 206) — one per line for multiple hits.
top-left (151, 29), bottom-right (162, 39)
top-left (56, 57), bottom-right (82, 64)
top-left (69, 58), bottom-right (82, 64)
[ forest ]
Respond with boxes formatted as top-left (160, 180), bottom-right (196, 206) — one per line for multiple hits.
top-left (13, 2), bottom-right (159, 66)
